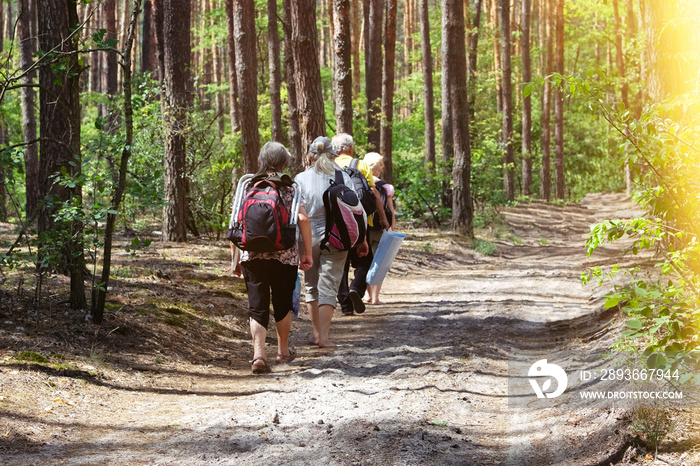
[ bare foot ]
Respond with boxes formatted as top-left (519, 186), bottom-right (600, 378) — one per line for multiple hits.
top-left (371, 300), bottom-right (383, 305)
top-left (316, 340), bottom-right (337, 349)
top-left (307, 334), bottom-right (319, 345)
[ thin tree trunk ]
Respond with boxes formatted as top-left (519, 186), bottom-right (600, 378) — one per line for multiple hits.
top-left (233, 0), bottom-right (259, 173)
top-left (613, 0), bottom-right (632, 195)
top-left (351, 0), bottom-right (361, 96)
top-left (500, 0), bottom-right (514, 201)
top-left (467, 0), bottom-right (482, 144)
top-left (103, 0), bottom-right (119, 132)
top-left (141, 0), bottom-right (154, 73)
top-left (268, 0), bottom-right (283, 142)
top-left (418, 0), bottom-right (435, 169)
top-left (553, 0), bottom-right (564, 199)
top-left (366, 0), bottom-right (383, 151)
top-left (89, 5), bottom-right (102, 92)
top-left (201, 0), bottom-right (213, 110)
top-left (18, 0), bottom-right (39, 220)
top-left (162, 0), bottom-right (191, 241)
top-left (444, 0), bottom-right (472, 237)
top-left (440, 0), bottom-right (453, 208)
top-left (282, 0), bottom-right (302, 170)
top-left (332, 0), bottom-right (353, 135)
top-left (225, 0), bottom-right (240, 132)
top-left (380, 0), bottom-right (397, 183)
top-left (212, 1), bottom-right (225, 139)
top-left (540, 0), bottom-right (552, 200)
top-left (152, 0), bottom-right (165, 83)
top-left (290, 0), bottom-right (326, 157)
top-left (521, 0), bottom-right (532, 196)
top-left (491, 0), bottom-right (502, 114)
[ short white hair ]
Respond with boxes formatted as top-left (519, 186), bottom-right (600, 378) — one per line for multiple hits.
top-left (331, 133), bottom-right (354, 153)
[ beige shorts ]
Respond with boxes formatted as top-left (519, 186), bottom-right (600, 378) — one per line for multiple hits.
top-left (303, 237), bottom-right (348, 307)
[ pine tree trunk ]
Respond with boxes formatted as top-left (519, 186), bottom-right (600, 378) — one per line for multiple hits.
top-left (332, 0), bottom-right (353, 135)
top-left (380, 0), bottom-right (397, 183)
top-left (103, 0), bottom-right (119, 132)
top-left (500, 0), bottom-right (514, 201)
top-left (491, 0), bottom-right (503, 114)
top-left (291, 0), bottom-right (326, 158)
top-left (282, 0), bottom-right (302, 169)
top-left (233, 0), bottom-right (259, 173)
top-left (18, 0), bottom-right (39, 220)
top-left (202, 0), bottom-right (213, 110)
top-left (152, 0), bottom-right (165, 83)
top-left (440, 0), bottom-right (453, 208)
top-left (268, 0), bottom-right (283, 142)
top-left (366, 0), bottom-right (383, 151)
top-left (444, 0), bottom-right (473, 237)
top-left (351, 0), bottom-right (361, 96)
top-left (467, 0), bottom-right (482, 145)
top-left (539, 0), bottom-right (552, 200)
top-left (37, 0), bottom-right (86, 308)
top-left (521, 0), bottom-right (532, 196)
top-left (225, 0), bottom-right (240, 132)
top-left (212, 1), bottom-right (225, 139)
top-left (553, 0), bottom-right (565, 199)
top-left (142, 0), bottom-right (155, 73)
top-left (162, 0), bottom-right (191, 241)
top-left (418, 0), bottom-right (435, 169)
top-left (89, 5), bottom-right (102, 92)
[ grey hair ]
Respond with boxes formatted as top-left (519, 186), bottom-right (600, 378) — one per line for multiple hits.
top-left (331, 133), bottom-right (354, 154)
top-left (313, 153), bottom-right (335, 175)
top-left (257, 141), bottom-right (292, 174)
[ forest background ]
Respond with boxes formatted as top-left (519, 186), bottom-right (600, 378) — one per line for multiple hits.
top-left (0, 0), bottom-right (699, 365)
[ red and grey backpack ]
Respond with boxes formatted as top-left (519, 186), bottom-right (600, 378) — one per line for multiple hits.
top-left (321, 169), bottom-right (367, 251)
top-left (227, 173), bottom-right (299, 252)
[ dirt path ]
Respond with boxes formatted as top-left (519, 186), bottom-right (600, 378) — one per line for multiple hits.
top-left (1, 194), bottom-right (646, 465)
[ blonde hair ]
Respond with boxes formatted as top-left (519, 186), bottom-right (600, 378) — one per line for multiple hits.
top-left (364, 152), bottom-right (384, 176)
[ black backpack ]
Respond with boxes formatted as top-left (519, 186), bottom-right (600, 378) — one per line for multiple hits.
top-left (342, 159), bottom-right (377, 216)
top-left (370, 180), bottom-right (393, 231)
top-left (228, 173), bottom-right (297, 252)
top-left (321, 170), bottom-right (367, 251)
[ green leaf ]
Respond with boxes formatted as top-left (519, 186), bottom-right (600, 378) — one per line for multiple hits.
top-left (625, 320), bottom-right (643, 330)
top-left (604, 297), bottom-right (622, 309)
top-left (647, 353), bottom-right (667, 369)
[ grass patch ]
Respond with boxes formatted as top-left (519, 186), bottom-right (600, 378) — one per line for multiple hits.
top-left (538, 237), bottom-right (549, 246)
top-left (472, 239), bottom-right (498, 256)
top-left (16, 351), bottom-right (49, 364)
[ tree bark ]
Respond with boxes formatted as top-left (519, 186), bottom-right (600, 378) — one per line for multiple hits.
top-left (521, 0), bottom-right (532, 196)
top-left (332, 0), bottom-right (353, 135)
top-left (37, 0), bottom-right (87, 308)
top-left (418, 0), bottom-right (435, 170)
top-left (141, 0), bottom-right (155, 73)
top-left (162, 0), bottom-right (191, 241)
top-left (366, 0), bottom-right (383, 151)
top-left (440, 0), bottom-right (453, 207)
top-left (152, 0), bottom-right (165, 83)
top-left (491, 0), bottom-right (502, 114)
top-left (539, 0), bottom-right (552, 200)
top-left (351, 0), bottom-right (361, 96)
top-left (103, 0), bottom-right (119, 131)
top-left (233, 0), bottom-right (259, 173)
top-left (290, 0), bottom-right (326, 157)
top-left (380, 0), bottom-right (397, 183)
top-left (225, 0), bottom-right (240, 132)
top-left (467, 0), bottom-right (482, 145)
top-left (18, 0), bottom-right (39, 220)
top-left (268, 0), bottom-right (283, 142)
top-left (553, 0), bottom-right (564, 199)
top-left (89, 4), bottom-right (102, 92)
top-left (500, 0), bottom-right (514, 201)
top-left (282, 0), bottom-right (302, 170)
top-left (443, 0), bottom-right (473, 237)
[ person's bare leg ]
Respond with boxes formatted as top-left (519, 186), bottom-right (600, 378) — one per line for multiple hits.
top-left (250, 318), bottom-right (267, 362)
top-left (307, 300), bottom-right (320, 345)
top-left (275, 312), bottom-right (292, 357)
top-left (317, 304), bottom-right (336, 348)
top-left (368, 284), bottom-right (383, 305)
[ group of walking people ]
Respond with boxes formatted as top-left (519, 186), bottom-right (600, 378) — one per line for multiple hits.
top-left (236, 134), bottom-right (396, 374)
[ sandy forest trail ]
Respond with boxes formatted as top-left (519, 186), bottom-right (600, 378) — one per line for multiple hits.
top-left (2, 193), bottom-right (647, 465)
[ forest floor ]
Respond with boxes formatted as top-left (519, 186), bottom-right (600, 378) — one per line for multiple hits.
top-left (1, 193), bottom-right (699, 465)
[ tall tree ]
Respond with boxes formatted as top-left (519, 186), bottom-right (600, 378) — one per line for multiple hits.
top-left (37, 0), bottom-right (86, 308)
top-left (366, 0), bottom-right (383, 150)
top-left (332, 0), bottom-right (353, 134)
top-left (351, 0), bottom-right (361, 96)
top-left (268, 0), bottom-right (283, 142)
top-left (491, 0), bottom-right (503, 113)
top-left (613, 0), bottom-right (632, 195)
top-left (162, 0), bottom-right (191, 241)
top-left (141, 0), bottom-right (155, 73)
top-left (540, 0), bottom-right (552, 200)
top-left (224, 0), bottom-right (240, 132)
top-left (18, 0), bottom-right (38, 220)
top-left (233, 0), bottom-right (259, 173)
top-left (553, 0), bottom-right (565, 199)
top-left (103, 0), bottom-right (119, 131)
top-left (500, 0), bottom-right (514, 201)
top-left (440, 0), bottom-right (453, 207)
top-left (211, 0), bottom-right (225, 139)
top-left (521, 0), bottom-right (532, 196)
top-left (282, 0), bottom-right (302, 169)
top-left (466, 0), bottom-right (482, 144)
top-left (418, 0), bottom-right (435, 169)
top-left (380, 0), bottom-right (397, 183)
top-left (89, 6), bottom-right (102, 92)
top-left (290, 0), bottom-right (326, 155)
top-left (443, 0), bottom-right (473, 237)
top-left (152, 0), bottom-right (165, 83)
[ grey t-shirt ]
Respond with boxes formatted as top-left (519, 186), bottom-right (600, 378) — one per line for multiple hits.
top-left (294, 166), bottom-right (356, 239)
